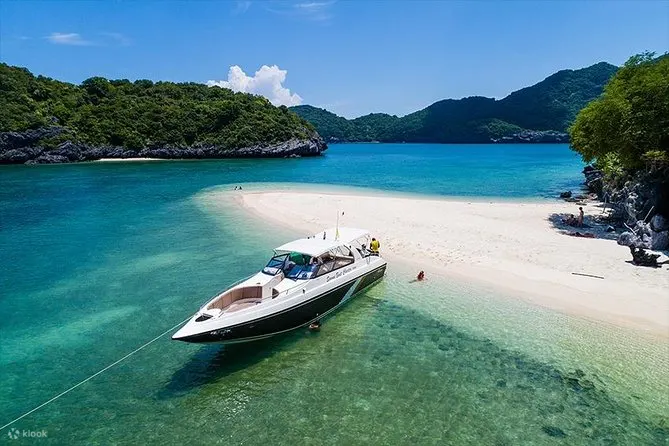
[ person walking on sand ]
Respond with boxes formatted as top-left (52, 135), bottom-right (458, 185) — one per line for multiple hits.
top-left (577, 207), bottom-right (584, 227)
top-left (370, 237), bottom-right (380, 255)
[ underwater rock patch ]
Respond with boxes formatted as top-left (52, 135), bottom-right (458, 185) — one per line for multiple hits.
top-left (542, 425), bottom-right (567, 438)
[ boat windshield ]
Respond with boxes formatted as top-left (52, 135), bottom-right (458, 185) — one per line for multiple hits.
top-left (262, 254), bottom-right (288, 275)
top-left (285, 263), bottom-right (319, 280)
top-left (263, 252), bottom-right (318, 279)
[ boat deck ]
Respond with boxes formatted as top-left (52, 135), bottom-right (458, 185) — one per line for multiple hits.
top-left (225, 298), bottom-right (262, 313)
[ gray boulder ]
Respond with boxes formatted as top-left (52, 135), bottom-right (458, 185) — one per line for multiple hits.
top-left (618, 231), bottom-right (642, 248)
top-left (0, 126), bottom-right (65, 151)
top-left (26, 154), bottom-right (70, 164)
top-left (0, 148), bottom-right (38, 163)
top-left (651, 230), bottom-right (669, 250)
top-left (651, 214), bottom-right (669, 232)
top-left (582, 166), bottom-right (604, 194)
top-left (618, 220), bottom-right (654, 249)
top-left (52, 141), bottom-right (84, 162)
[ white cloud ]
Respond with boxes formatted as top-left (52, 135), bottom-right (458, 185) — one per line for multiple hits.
top-left (207, 65), bottom-right (303, 107)
top-left (46, 32), bottom-right (92, 46)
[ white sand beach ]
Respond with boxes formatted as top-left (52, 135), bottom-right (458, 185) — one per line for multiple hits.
top-left (92, 157), bottom-right (166, 162)
top-left (235, 190), bottom-right (669, 336)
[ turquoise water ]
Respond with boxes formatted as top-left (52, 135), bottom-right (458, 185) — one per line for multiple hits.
top-left (1, 144), bottom-right (667, 445)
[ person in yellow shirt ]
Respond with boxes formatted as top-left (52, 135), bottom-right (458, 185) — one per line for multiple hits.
top-left (369, 237), bottom-right (380, 254)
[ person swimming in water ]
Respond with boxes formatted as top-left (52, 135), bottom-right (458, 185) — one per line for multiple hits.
top-left (409, 271), bottom-right (426, 283)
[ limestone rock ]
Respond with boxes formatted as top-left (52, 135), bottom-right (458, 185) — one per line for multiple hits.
top-left (617, 231), bottom-right (640, 248)
top-left (492, 130), bottom-right (569, 143)
top-left (26, 154), bottom-right (70, 164)
top-left (0, 126), bottom-right (65, 151)
top-left (651, 214), bottom-right (669, 232)
top-left (0, 127), bottom-right (328, 164)
top-left (582, 165), bottom-right (604, 194)
top-left (651, 230), bottom-right (669, 250)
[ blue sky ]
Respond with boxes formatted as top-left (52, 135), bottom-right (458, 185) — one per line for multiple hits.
top-left (1, 1), bottom-right (667, 118)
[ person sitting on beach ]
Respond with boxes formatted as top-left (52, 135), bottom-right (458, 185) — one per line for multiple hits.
top-left (562, 214), bottom-right (577, 226)
top-left (370, 238), bottom-right (380, 255)
top-left (577, 207), bottom-right (584, 227)
top-left (417, 271), bottom-right (425, 281)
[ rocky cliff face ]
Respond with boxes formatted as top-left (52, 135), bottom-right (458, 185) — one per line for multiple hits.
top-left (0, 127), bottom-right (328, 164)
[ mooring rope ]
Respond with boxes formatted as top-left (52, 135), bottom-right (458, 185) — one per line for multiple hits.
top-left (0, 316), bottom-right (192, 432)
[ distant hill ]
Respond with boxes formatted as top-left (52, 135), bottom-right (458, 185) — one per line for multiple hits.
top-left (292, 62), bottom-right (618, 143)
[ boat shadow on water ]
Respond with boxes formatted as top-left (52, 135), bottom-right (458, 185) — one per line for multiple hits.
top-left (157, 293), bottom-right (385, 399)
top-left (155, 294), bottom-right (669, 443)
top-left (157, 331), bottom-right (305, 399)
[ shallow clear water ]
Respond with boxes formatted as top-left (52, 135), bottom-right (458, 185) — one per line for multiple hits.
top-left (1, 144), bottom-right (667, 444)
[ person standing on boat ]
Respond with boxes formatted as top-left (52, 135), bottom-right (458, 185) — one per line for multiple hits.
top-left (370, 237), bottom-right (380, 255)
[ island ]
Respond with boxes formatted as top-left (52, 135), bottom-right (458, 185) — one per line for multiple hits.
top-left (290, 62), bottom-right (618, 144)
top-left (0, 63), bottom-right (327, 164)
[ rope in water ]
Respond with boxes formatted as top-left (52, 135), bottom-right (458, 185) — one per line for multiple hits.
top-left (0, 316), bottom-right (192, 432)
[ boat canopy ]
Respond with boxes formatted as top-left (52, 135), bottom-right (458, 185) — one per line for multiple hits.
top-left (274, 227), bottom-right (371, 257)
top-left (315, 227), bottom-right (370, 243)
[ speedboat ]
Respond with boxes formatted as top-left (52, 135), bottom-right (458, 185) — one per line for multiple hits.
top-left (172, 227), bottom-right (387, 344)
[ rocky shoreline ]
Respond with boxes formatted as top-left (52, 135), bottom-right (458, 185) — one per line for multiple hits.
top-left (576, 165), bottom-right (669, 251)
top-left (0, 127), bottom-right (328, 164)
top-left (490, 130), bottom-right (569, 144)
top-left (325, 129), bottom-right (570, 145)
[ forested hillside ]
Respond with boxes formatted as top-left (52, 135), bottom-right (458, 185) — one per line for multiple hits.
top-left (0, 63), bottom-right (323, 160)
top-left (569, 53), bottom-right (669, 246)
top-left (292, 62), bottom-right (618, 143)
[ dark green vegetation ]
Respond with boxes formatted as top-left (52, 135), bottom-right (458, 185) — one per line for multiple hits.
top-left (292, 62), bottom-right (618, 143)
top-left (570, 53), bottom-right (669, 175)
top-left (0, 63), bottom-right (316, 150)
top-left (570, 53), bottom-right (669, 221)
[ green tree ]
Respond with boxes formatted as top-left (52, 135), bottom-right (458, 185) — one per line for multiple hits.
top-left (0, 63), bottom-right (318, 150)
top-left (569, 53), bottom-right (669, 174)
